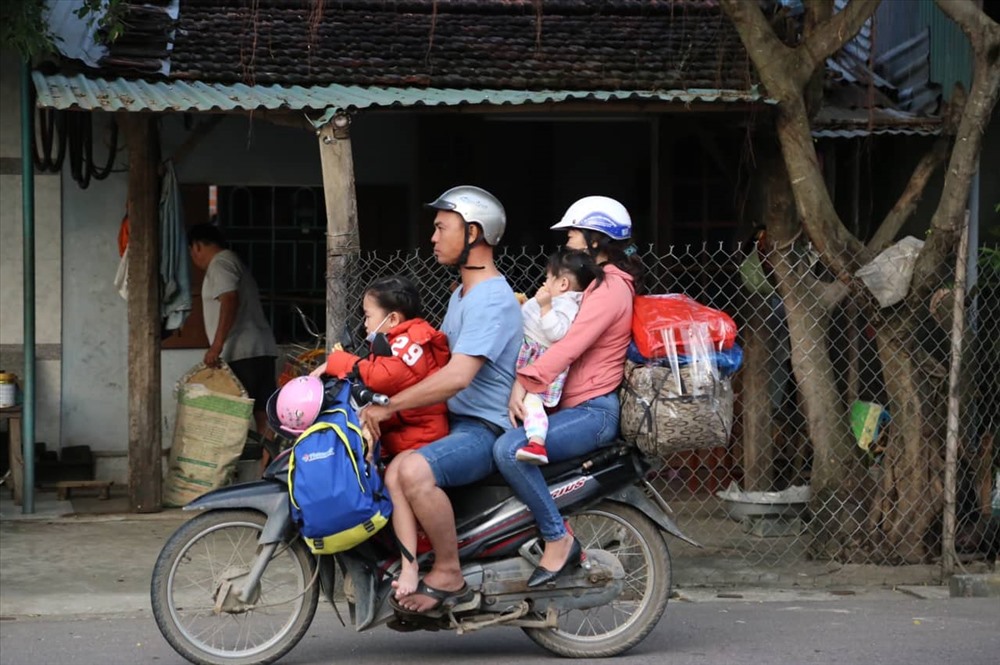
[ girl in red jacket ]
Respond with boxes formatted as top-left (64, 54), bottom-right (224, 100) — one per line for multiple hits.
top-left (313, 275), bottom-right (450, 596)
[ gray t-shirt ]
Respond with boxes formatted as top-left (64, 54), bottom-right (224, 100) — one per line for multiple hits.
top-left (201, 249), bottom-right (278, 362)
top-left (440, 276), bottom-right (522, 429)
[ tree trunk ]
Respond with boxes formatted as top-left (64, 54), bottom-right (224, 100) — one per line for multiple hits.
top-left (721, 0), bottom-right (1000, 565)
top-left (758, 143), bottom-right (864, 559)
top-left (870, 313), bottom-right (947, 562)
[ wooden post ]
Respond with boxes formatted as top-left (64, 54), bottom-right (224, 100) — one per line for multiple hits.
top-left (317, 113), bottom-right (360, 347)
top-left (122, 113), bottom-right (162, 513)
top-left (741, 306), bottom-right (775, 491)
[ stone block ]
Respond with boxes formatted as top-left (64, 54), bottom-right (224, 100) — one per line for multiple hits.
top-left (948, 574), bottom-right (1000, 598)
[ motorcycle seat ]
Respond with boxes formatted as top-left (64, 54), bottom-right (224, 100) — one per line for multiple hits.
top-left (447, 442), bottom-right (631, 527)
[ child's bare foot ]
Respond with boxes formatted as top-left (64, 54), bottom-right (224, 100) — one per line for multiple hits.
top-left (392, 566), bottom-right (420, 599)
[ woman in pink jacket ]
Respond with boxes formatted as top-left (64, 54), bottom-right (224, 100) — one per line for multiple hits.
top-left (493, 195), bottom-right (645, 588)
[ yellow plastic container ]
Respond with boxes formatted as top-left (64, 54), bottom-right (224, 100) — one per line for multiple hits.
top-left (0, 371), bottom-right (18, 408)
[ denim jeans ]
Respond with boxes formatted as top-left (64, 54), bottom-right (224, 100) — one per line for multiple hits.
top-left (493, 392), bottom-right (620, 541)
top-left (417, 415), bottom-right (501, 488)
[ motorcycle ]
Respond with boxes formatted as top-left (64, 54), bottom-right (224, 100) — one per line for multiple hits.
top-left (150, 380), bottom-right (700, 665)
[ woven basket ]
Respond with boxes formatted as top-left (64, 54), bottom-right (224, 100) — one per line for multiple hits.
top-left (619, 361), bottom-right (734, 457)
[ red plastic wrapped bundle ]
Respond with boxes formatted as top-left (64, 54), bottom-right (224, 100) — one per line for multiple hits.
top-left (631, 294), bottom-right (737, 359)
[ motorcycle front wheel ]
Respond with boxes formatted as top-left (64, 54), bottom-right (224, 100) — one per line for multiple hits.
top-left (522, 501), bottom-right (672, 657)
top-left (151, 509), bottom-right (319, 665)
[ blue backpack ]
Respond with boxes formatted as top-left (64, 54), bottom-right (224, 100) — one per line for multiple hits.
top-left (288, 380), bottom-right (393, 555)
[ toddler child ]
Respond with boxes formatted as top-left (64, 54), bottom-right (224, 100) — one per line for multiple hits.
top-left (313, 275), bottom-right (449, 597)
top-left (515, 249), bottom-right (602, 465)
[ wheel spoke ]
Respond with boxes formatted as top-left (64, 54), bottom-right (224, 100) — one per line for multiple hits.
top-left (525, 503), bottom-right (670, 656)
top-left (155, 514), bottom-right (316, 662)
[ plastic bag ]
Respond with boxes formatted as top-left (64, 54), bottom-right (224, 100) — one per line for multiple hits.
top-left (738, 250), bottom-right (775, 297)
top-left (626, 340), bottom-right (744, 377)
top-left (631, 294), bottom-right (738, 359)
top-left (849, 400), bottom-right (891, 459)
top-left (855, 236), bottom-right (923, 308)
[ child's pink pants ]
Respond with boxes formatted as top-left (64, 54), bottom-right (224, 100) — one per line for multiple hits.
top-left (522, 392), bottom-right (549, 443)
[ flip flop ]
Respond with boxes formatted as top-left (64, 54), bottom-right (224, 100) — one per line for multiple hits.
top-left (389, 579), bottom-right (474, 615)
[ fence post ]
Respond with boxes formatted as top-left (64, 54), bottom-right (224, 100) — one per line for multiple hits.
top-left (943, 211), bottom-right (971, 575)
top-left (317, 112), bottom-right (360, 349)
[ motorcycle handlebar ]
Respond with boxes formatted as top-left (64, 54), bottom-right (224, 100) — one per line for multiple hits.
top-left (350, 383), bottom-right (389, 407)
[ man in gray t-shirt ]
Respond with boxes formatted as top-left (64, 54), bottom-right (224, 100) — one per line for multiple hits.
top-left (359, 186), bottom-right (520, 613)
top-left (188, 224), bottom-right (278, 443)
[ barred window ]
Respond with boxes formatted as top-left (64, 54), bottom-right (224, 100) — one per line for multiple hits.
top-left (217, 185), bottom-right (327, 345)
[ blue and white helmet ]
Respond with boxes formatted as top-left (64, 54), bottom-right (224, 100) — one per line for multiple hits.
top-left (550, 196), bottom-right (632, 241)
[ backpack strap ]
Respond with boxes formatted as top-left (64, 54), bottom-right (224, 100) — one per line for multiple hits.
top-left (318, 407), bottom-right (366, 444)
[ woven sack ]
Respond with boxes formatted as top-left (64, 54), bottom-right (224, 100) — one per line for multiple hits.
top-left (164, 362), bottom-right (253, 507)
top-left (619, 361), bottom-right (734, 457)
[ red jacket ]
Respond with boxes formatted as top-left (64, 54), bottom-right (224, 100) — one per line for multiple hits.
top-left (324, 318), bottom-right (450, 456)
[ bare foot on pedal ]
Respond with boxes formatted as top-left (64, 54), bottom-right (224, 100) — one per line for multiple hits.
top-left (392, 564), bottom-right (420, 599)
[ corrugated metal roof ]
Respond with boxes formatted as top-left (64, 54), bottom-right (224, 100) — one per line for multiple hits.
top-left (874, 29), bottom-right (937, 115)
top-left (811, 105), bottom-right (941, 138)
top-left (812, 126), bottom-right (940, 138)
top-left (32, 72), bottom-right (774, 124)
top-left (828, 0), bottom-right (896, 90)
top-left (308, 87), bottom-right (774, 126)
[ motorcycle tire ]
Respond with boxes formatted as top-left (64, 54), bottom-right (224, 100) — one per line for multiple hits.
top-left (151, 509), bottom-right (319, 665)
top-left (522, 501), bottom-right (672, 658)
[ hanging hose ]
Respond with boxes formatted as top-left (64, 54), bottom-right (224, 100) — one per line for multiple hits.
top-left (32, 108), bottom-right (66, 172)
top-left (30, 82), bottom-right (120, 189)
top-left (66, 111), bottom-right (119, 189)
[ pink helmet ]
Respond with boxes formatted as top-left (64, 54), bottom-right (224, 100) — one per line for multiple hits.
top-left (273, 376), bottom-right (324, 435)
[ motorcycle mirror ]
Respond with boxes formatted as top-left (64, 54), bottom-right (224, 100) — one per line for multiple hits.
top-left (369, 332), bottom-right (394, 358)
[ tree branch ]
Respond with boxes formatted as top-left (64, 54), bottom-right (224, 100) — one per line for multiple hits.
top-left (803, 0), bottom-right (835, 30)
top-left (723, 0), bottom-right (868, 278)
top-left (800, 0), bottom-right (881, 69)
top-left (865, 138), bottom-right (948, 254)
top-left (775, 96), bottom-right (866, 278)
top-left (720, 0), bottom-right (798, 96)
top-left (934, 0), bottom-right (1000, 50)
top-left (909, 2), bottom-right (1000, 299)
top-left (865, 90), bottom-right (966, 257)
top-left (867, 85), bottom-right (965, 254)
top-left (803, 0), bottom-right (836, 116)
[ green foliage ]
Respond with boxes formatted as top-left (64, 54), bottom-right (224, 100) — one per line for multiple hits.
top-left (75, 0), bottom-right (128, 45)
top-left (0, 0), bottom-right (127, 59)
top-left (0, 0), bottom-right (55, 58)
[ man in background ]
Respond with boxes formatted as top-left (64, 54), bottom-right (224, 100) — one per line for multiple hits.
top-left (188, 224), bottom-right (278, 455)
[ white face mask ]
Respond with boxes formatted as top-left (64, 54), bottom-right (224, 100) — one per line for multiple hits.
top-left (365, 313), bottom-right (392, 343)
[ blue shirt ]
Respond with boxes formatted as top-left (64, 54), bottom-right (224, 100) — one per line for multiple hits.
top-left (440, 276), bottom-right (522, 429)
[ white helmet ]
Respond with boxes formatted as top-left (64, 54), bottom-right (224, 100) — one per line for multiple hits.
top-left (425, 185), bottom-right (506, 246)
top-left (551, 196), bottom-right (632, 241)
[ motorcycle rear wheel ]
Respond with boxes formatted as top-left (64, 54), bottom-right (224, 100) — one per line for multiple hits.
top-left (151, 510), bottom-right (319, 665)
top-left (522, 501), bottom-right (672, 657)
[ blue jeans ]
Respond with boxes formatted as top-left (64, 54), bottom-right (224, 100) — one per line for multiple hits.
top-left (493, 392), bottom-right (620, 542)
top-left (417, 415), bottom-right (501, 488)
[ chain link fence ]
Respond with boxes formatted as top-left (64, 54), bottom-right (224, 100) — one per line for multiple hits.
top-left (332, 242), bottom-right (999, 582)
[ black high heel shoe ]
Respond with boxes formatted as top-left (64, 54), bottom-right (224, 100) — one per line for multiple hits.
top-left (527, 538), bottom-right (583, 588)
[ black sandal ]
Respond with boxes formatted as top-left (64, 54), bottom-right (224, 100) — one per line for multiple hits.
top-left (389, 580), bottom-right (474, 614)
